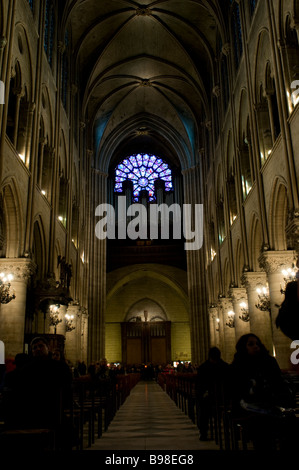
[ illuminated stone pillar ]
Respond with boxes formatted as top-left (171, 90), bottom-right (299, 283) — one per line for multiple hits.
top-left (0, 259), bottom-right (35, 357)
top-left (241, 271), bottom-right (273, 354)
top-left (259, 250), bottom-right (297, 369)
top-left (218, 297), bottom-right (235, 363)
top-left (208, 306), bottom-right (217, 347)
top-left (229, 288), bottom-right (250, 342)
top-left (64, 302), bottom-right (80, 365)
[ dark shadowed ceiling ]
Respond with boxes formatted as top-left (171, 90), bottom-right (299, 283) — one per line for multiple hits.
top-left (65, 1), bottom-right (227, 171)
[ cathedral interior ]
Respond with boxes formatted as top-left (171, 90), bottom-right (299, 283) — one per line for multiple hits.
top-left (0, 0), bottom-right (299, 373)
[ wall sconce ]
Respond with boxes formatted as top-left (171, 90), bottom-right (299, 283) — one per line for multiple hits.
top-left (49, 304), bottom-right (62, 334)
top-left (255, 286), bottom-right (271, 313)
top-left (215, 318), bottom-right (220, 331)
top-left (0, 273), bottom-right (16, 304)
top-left (280, 267), bottom-right (297, 295)
top-left (65, 313), bottom-right (75, 332)
top-left (239, 302), bottom-right (250, 322)
top-left (226, 311), bottom-right (235, 328)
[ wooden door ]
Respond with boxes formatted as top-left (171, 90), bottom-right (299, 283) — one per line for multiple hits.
top-left (121, 321), bottom-right (171, 366)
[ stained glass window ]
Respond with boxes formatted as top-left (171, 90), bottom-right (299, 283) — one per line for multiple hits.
top-left (114, 154), bottom-right (173, 202)
top-left (28, 0), bottom-right (34, 10)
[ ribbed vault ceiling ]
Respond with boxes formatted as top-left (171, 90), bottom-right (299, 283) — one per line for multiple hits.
top-left (65, 0), bottom-right (225, 171)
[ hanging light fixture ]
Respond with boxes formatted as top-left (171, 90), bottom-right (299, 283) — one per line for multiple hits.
top-left (65, 313), bottom-right (75, 332)
top-left (239, 302), bottom-right (250, 322)
top-left (49, 304), bottom-right (62, 334)
top-left (280, 267), bottom-right (297, 295)
top-left (226, 311), bottom-right (235, 328)
top-left (0, 273), bottom-right (16, 304)
top-left (255, 286), bottom-right (271, 313)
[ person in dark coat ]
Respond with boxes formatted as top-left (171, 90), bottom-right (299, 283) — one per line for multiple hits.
top-left (196, 347), bottom-right (229, 440)
top-left (3, 337), bottom-right (73, 449)
top-left (230, 333), bottom-right (297, 450)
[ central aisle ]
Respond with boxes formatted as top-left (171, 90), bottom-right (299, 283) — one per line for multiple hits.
top-left (89, 380), bottom-right (220, 451)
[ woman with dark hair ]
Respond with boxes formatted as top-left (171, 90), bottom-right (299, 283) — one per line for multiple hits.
top-left (231, 334), bottom-right (296, 450)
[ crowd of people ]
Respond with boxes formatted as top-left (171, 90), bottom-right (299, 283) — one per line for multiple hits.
top-left (0, 330), bottom-right (298, 450)
top-left (194, 335), bottom-right (298, 449)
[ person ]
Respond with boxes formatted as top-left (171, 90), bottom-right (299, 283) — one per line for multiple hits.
top-left (196, 347), bottom-right (229, 441)
top-left (275, 277), bottom-right (299, 340)
top-left (3, 337), bottom-right (73, 449)
top-left (230, 333), bottom-right (297, 450)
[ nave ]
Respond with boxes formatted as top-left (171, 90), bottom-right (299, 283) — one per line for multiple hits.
top-left (88, 380), bottom-right (219, 452)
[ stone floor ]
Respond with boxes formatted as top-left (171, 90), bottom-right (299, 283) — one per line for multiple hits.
top-left (88, 380), bottom-right (220, 451)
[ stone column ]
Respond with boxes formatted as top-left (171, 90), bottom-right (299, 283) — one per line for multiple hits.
top-left (218, 297), bottom-right (235, 363)
top-left (182, 166), bottom-right (209, 364)
top-left (0, 259), bottom-right (35, 357)
top-left (88, 169), bottom-right (107, 363)
top-left (241, 271), bottom-right (273, 354)
top-left (259, 250), bottom-right (297, 369)
top-left (229, 287), bottom-right (250, 342)
top-left (64, 303), bottom-right (80, 365)
top-left (208, 306), bottom-right (217, 347)
top-left (80, 307), bottom-right (88, 364)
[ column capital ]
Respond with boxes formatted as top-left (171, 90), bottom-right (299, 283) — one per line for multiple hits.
top-left (286, 210), bottom-right (299, 253)
top-left (229, 287), bottom-right (247, 303)
top-left (258, 250), bottom-right (297, 274)
top-left (241, 271), bottom-right (267, 288)
top-left (0, 258), bottom-right (36, 282)
top-left (218, 296), bottom-right (233, 311)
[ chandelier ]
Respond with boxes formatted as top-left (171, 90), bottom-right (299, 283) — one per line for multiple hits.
top-left (0, 273), bottom-right (16, 304)
top-left (226, 311), bottom-right (235, 328)
top-left (49, 304), bottom-right (62, 334)
top-left (65, 313), bottom-right (75, 332)
top-left (255, 286), bottom-right (271, 313)
top-left (280, 267), bottom-right (297, 295)
top-left (239, 302), bottom-right (250, 322)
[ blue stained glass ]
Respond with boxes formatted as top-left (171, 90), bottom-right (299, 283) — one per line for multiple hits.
top-left (28, 0), bottom-right (34, 10)
top-left (114, 153), bottom-right (173, 201)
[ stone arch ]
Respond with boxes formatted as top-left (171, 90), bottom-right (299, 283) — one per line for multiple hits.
top-left (249, 213), bottom-right (263, 271)
top-left (125, 298), bottom-right (167, 322)
top-left (235, 239), bottom-right (244, 286)
top-left (222, 258), bottom-right (231, 295)
top-left (32, 217), bottom-right (46, 281)
top-left (1, 179), bottom-right (23, 258)
top-left (269, 179), bottom-right (289, 250)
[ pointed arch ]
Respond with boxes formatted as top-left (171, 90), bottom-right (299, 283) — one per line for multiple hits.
top-left (269, 178), bottom-right (289, 250)
top-left (1, 179), bottom-right (23, 258)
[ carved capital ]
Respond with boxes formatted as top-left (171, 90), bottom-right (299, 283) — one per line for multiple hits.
top-left (229, 287), bottom-right (247, 303)
top-left (0, 259), bottom-right (36, 283)
top-left (258, 250), bottom-right (297, 274)
top-left (241, 271), bottom-right (267, 288)
top-left (218, 297), bottom-right (233, 312)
